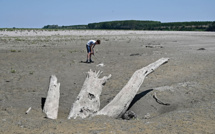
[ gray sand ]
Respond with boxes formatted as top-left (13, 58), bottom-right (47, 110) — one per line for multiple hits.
top-left (0, 30), bottom-right (215, 133)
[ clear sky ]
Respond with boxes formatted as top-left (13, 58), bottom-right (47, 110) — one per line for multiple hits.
top-left (1, 0), bottom-right (215, 28)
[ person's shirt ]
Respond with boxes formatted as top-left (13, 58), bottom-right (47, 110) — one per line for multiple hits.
top-left (86, 40), bottom-right (96, 47)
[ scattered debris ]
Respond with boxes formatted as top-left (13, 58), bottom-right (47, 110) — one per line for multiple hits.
top-left (25, 107), bottom-right (32, 114)
top-left (198, 48), bottom-right (206, 50)
top-left (130, 53), bottom-right (141, 56)
top-left (145, 42), bottom-right (163, 48)
top-left (96, 63), bottom-right (105, 67)
top-left (146, 45), bottom-right (163, 48)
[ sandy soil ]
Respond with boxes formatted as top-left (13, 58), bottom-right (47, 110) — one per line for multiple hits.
top-left (0, 30), bottom-right (215, 133)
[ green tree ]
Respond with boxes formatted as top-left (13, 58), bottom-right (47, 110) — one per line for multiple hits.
top-left (207, 21), bottom-right (215, 31)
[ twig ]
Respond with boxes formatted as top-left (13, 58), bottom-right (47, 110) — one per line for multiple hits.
top-left (153, 92), bottom-right (170, 106)
top-left (25, 107), bottom-right (32, 114)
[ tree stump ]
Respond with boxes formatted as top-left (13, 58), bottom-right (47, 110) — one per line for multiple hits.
top-left (43, 75), bottom-right (60, 119)
top-left (68, 70), bottom-right (111, 119)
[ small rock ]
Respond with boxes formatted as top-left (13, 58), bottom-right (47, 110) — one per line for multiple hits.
top-left (96, 63), bottom-right (104, 67)
top-left (122, 111), bottom-right (137, 120)
top-left (197, 48), bottom-right (206, 50)
top-left (130, 53), bottom-right (141, 56)
top-left (143, 113), bottom-right (151, 119)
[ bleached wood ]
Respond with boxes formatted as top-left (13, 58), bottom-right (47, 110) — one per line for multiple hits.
top-left (25, 107), bottom-right (31, 114)
top-left (43, 75), bottom-right (60, 119)
top-left (96, 58), bottom-right (169, 118)
top-left (68, 70), bottom-right (111, 119)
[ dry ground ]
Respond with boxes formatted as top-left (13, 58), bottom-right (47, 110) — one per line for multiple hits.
top-left (0, 30), bottom-right (215, 133)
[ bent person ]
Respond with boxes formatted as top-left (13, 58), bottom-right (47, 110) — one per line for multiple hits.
top-left (86, 40), bottom-right (101, 63)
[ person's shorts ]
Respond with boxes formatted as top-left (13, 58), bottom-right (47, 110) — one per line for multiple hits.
top-left (86, 45), bottom-right (91, 53)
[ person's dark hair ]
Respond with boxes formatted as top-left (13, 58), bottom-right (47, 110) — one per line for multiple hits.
top-left (96, 40), bottom-right (101, 44)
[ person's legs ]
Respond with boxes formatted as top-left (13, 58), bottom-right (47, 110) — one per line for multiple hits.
top-left (89, 45), bottom-right (93, 62)
top-left (87, 53), bottom-right (91, 62)
top-left (86, 45), bottom-right (91, 63)
top-left (89, 54), bottom-right (93, 62)
top-left (86, 45), bottom-right (95, 63)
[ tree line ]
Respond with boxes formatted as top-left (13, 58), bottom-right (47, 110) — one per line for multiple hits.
top-left (42, 20), bottom-right (215, 31)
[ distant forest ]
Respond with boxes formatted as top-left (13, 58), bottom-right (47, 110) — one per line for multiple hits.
top-left (43, 20), bottom-right (215, 31)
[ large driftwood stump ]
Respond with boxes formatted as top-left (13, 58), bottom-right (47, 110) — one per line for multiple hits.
top-left (43, 75), bottom-right (60, 119)
top-left (96, 58), bottom-right (169, 118)
top-left (68, 70), bottom-right (111, 119)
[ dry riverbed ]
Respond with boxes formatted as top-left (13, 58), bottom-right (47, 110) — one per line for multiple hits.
top-left (0, 30), bottom-right (215, 133)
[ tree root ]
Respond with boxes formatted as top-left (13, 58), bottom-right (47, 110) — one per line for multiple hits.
top-left (153, 92), bottom-right (170, 106)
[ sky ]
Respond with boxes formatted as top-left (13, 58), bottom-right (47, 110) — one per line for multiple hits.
top-left (1, 0), bottom-right (215, 28)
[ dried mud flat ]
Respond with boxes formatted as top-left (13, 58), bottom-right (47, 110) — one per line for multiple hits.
top-left (0, 30), bottom-right (215, 133)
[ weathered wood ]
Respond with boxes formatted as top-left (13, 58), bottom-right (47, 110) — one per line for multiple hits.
top-left (96, 58), bottom-right (169, 118)
top-left (68, 70), bottom-right (111, 119)
top-left (25, 107), bottom-right (31, 114)
top-left (43, 75), bottom-right (60, 119)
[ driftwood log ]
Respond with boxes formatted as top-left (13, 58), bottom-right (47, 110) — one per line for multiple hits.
top-left (68, 70), bottom-right (111, 119)
top-left (96, 58), bottom-right (169, 118)
top-left (68, 58), bottom-right (169, 119)
top-left (43, 75), bottom-right (60, 119)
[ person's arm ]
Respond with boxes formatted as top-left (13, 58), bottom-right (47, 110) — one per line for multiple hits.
top-left (90, 44), bottom-right (95, 55)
